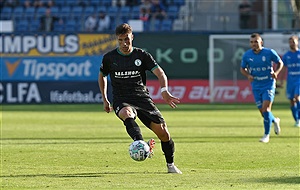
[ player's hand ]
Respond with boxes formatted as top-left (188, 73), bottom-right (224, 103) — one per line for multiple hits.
top-left (161, 91), bottom-right (180, 108)
top-left (103, 100), bottom-right (113, 113)
top-left (247, 75), bottom-right (254, 82)
top-left (271, 72), bottom-right (278, 79)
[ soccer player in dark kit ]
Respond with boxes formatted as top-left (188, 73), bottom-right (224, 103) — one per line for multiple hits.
top-left (98, 23), bottom-right (182, 174)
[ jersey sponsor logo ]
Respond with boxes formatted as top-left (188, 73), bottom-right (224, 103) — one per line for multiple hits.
top-left (249, 66), bottom-right (272, 72)
top-left (134, 59), bottom-right (142, 66)
top-left (115, 71), bottom-right (139, 78)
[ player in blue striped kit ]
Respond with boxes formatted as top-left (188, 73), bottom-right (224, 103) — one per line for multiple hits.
top-left (240, 33), bottom-right (284, 143)
top-left (282, 35), bottom-right (300, 127)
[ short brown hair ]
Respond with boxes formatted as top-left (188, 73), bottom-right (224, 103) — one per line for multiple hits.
top-left (115, 23), bottom-right (132, 36)
top-left (250, 33), bottom-right (261, 38)
top-left (289, 35), bottom-right (299, 41)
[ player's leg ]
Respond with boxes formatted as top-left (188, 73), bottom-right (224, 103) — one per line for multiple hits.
top-left (114, 102), bottom-right (143, 141)
top-left (294, 85), bottom-right (300, 127)
top-left (136, 99), bottom-right (182, 174)
top-left (260, 88), bottom-right (280, 143)
top-left (287, 83), bottom-right (298, 125)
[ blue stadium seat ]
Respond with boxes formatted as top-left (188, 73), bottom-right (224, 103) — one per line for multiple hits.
top-left (96, 6), bottom-right (107, 13)
top-left (24, 7), bottom-right (35, 20)
top-left (161, 19), bottom-right (173, 31)
top-left (54, 22), bottom-right (65, 32)
top-left (84, 6), bottom-right (95, 16)
top-left (101, 0), bottom-right (112, 7)
top-left (72, 6), bottom-right (83, 19)
top-left (30, 19), bottom-right (40, 31)
top-left (65, 20), bottom-right (79, 31)
top-left (119, 6), bottom-right (131, 21)
top-left (60, 6), bottom-right (71, 19)
top-left (131, 6), bottom-right (140, 19)
top-left (167, 5), bottom-right (179, 20)
top-left (174, 0), bottom-right (185, 6)
top-left (50, 6), bottom-right (59, 15)
top-left (1, 7), bottom-right (13, 20)
top-left (107, 6), bottom-right (118, 20)
top-left (90, 0), bottom-right (100, 6)
top-left (65, 0), bottom-right (76, 7)
top-left (36, 7), bottom-right (47, 17)
top-left (16, 20), bottom-right (29, 32)
top-left (153, 19), bottom-right (162, 31)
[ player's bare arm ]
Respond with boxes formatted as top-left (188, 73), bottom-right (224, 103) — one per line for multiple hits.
top-left (240, 67), bottom-right (254, 82)
top-left (152, 67), bottom-right (180, 108)
top-left (271, 60), bottom-right (284, 79)
top-left (98, 72), bottom-right (112, 113)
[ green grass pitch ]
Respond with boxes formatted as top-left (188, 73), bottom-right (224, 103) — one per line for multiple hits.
top-left (1, 103), bottom-right (299, 190)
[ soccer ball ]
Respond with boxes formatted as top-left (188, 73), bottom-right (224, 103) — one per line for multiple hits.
top-left (128, 140), bottom-right (150, 161)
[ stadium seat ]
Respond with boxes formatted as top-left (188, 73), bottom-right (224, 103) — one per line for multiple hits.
top-left (84, 6), bottom-right (95, 17)
top-left (1, 7), bottom-right (13, 20)
top-left (65, 0), bottom-right (76, 7)
top-left (153, 19), bottom-right (162, 31)
top-left (101, 0), bottom-right (112, 7)
top-left (36, 7), bottom-right (47, 17)
top-left (72, 6), bottom-right (83, 19)
top-left (16, 20), bottom-right (29, 32)
top-left (161, 19), bottom-right (173, 31)
top-left (60, 6), bottom-right (71, 19)
top-left (96, 6), bottom-right (107, 13)
top-left (167, 5), bottom-right (179, 20)
top-left (50, 6), bottom-right (59, 15)
top-left (90, 0), bottom-right (100, 6)
top-left (119, 6), bottom-right (131, 21)
top-left (24, 7), bottom-right (35, 20)
top-left (54, 22), bottom-right (65, 32)
top-left (107, 6), bottom-right (119, 21)
top-left (30, 19), bottom-right (40, 31)
top-left (65, 20), bottom-right (79, 31)
top-left (131, 6), bottom-right (140, 19)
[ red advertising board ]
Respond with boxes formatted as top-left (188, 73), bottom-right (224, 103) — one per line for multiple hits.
top-left (147, 79), bottom-right (254, 103)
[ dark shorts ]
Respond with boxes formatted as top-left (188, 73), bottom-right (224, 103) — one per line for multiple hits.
top-left (113, 98), bottom-right (165, 128)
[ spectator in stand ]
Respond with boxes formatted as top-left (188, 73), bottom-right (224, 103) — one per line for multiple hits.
top-left (151, 0), bottom-right (167, 21)
top-left (140, 7), bottom-right (150, 22)
top-left (126, 0), bottom-right (139, 7)
top-left (33, 0), bottom-right (44, 8)
top-left (85, 13), bottom-right (97, 32)
top-left (23, 0), bottom-right (32, 8)
top-left (0, 0), bottom-right (5, 9)
top-left (77, 0), bottom-right (86, 7)
top-left (5, 0), bottom-right (19, 7)
top-left (239, 0), bottom-right (251, 29)
top-left (45, 0), bottom-right (54, 8)
top-left (112, 0), bottom-right (126, 7)
top-left (97, 11), bottom-right (111, 32)
top-left (40, 8), bottom-right (62, 32)
top-left (140, 0), bottom-right (152, 13)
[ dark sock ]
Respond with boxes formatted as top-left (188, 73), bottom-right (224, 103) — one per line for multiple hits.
top-left (161, 138), bottom-right (175, 164)
top-left (124, 118), bottom-right (143, 141)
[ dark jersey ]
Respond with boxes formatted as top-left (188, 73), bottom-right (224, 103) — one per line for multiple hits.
top-left (100, 47), bottom-right (159, 100)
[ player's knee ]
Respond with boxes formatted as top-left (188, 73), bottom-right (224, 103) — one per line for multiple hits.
top-left (118, 107), bottom-right (136, 120)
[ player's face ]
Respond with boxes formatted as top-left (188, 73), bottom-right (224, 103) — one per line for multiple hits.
top-left (117, 32), bottom-right (134, 55)
top-left (289, 37), bottom-right (298, 51)
top-left (250, 36), bottom-right (263, 53)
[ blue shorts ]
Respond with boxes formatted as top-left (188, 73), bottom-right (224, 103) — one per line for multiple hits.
top-left (252, 87), bottom-right (276, 109)
top-left (286, 82), bottom-right (300, 100)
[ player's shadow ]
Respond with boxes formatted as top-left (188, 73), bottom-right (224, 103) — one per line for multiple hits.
top-left (1, 171), bottom-right (166, 178)
top-left (252, 176), bottom-right (300, 184)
